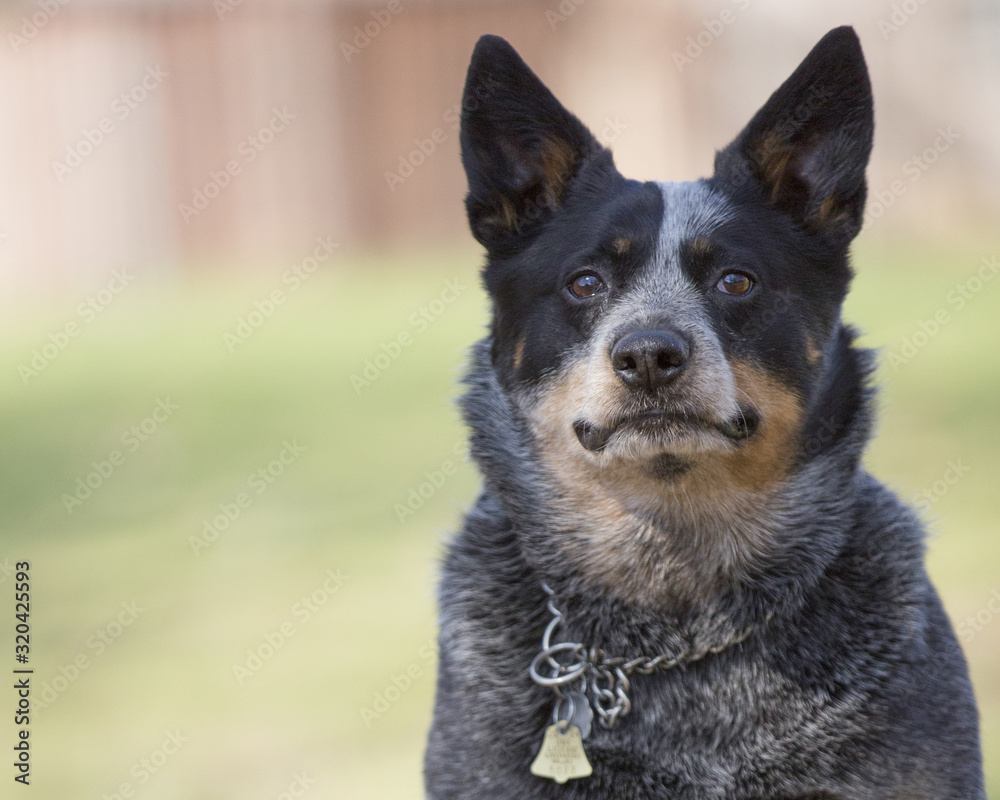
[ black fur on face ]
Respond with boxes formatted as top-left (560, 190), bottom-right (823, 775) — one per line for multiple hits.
top-left (461, 28), bottom-right (874, 481)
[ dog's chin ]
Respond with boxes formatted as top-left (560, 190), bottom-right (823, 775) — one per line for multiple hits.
top-left (572, 409), bottom-right (758, 459)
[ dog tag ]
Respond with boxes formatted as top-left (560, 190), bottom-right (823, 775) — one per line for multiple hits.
top-left (530, 721), bottom-right (593, 784)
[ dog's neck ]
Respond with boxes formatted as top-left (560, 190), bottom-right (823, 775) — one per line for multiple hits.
top-left (531, 462), bottom-right (796, 612)
top-left (462, 338), bottom-right (872, 639)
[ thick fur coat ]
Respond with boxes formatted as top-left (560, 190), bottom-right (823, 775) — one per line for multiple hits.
top-left (424, 27), bottom-right (984, 800)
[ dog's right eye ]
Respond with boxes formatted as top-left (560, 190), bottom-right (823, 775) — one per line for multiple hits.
top-left (716, 272), bottom-right (754, 296)
top-left (568, 272), bottom-right (605, 299)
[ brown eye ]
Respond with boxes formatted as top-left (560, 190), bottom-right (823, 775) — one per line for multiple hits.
top-left (716, 272), bottom-right (754, 296)
top-left (568, 272), bottom-right (605, 299)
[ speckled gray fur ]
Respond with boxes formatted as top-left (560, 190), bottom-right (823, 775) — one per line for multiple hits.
top-left (424, 338), bottom-right (984, 799)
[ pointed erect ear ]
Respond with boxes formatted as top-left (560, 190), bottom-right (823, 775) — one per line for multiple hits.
top-left (460, 35), bottom-right (604, 255)
top-left (712, 27), bottom-right (874, 244)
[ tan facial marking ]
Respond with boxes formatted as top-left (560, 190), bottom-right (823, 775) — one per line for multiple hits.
top-left (523, 346), bottom-right (621, 447)
top-left (689, 235), bottom-right (712, 258)
top-left (724, 360), bottom-right (804, 491)
top-left (611, 237), bottom-right (632, 256)
top-left (805, 334), bottom-right (822, 365)
top-left (517, 354), bottom-right (805, 611)
top-left (512, 336), bottom-right (527, 371)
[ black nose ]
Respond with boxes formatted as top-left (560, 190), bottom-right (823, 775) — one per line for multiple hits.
top-left (611, 330), bottom-right (689, 391)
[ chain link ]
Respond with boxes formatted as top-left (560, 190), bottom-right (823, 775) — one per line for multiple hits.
top-left (528, 585), bottom-right (768, 729)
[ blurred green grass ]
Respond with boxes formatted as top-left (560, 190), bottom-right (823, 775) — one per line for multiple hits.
top-left (0, 238), bottom-right (996, 797)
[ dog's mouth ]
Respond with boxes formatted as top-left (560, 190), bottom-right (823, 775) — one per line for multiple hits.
top-left (572, 407), bottom-right (759, 453)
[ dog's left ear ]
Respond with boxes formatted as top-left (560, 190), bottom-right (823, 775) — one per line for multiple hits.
top-left (460, 35), bottom-right (605, 256)
top-left (713, 26), bottom-right (874, 244)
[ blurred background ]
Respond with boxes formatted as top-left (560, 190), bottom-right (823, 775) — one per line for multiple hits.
top-left (0, 0), bottom-right (996, 797)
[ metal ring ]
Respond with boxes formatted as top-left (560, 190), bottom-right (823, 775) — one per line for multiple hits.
top-left (541, 616), bottom-right (565, 671)
top-left (551, 692), bottom-right (576, 726)
top-left (541, 614), bottom-right (561, 652)
top-left (529, 643), bottom-right (588, 686)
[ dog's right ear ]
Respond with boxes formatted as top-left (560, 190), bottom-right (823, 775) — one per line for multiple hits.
top-left (460, 35), bottom-right (604, 256)
top-left (712, 27), bottom-right (874, 245)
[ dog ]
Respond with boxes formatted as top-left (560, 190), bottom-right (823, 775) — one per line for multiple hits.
top-left (424, 27), bottom-right (984, 799)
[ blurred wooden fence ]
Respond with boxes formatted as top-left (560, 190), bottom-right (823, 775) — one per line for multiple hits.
top-left (0, 0), bottom-right (573, 293)
top-left (0, 0), bottom-right (996, 295)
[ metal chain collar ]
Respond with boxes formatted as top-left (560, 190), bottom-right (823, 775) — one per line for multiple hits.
top-left (528, 584), bottom-right (766, 730)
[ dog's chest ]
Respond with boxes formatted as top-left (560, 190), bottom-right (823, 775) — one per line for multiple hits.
top-left (440, 602), bottom-right (843, 799)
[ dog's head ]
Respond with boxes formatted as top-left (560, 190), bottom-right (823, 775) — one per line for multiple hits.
top-left (460, 28), bottom-right (875, 602)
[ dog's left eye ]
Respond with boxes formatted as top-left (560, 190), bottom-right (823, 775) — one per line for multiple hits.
top-left (568, 272), bottom-right (605, 299)
top-left (716, 272), bottom-right (754, 296)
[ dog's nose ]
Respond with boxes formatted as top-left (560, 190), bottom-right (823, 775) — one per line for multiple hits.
top-left (611, 330), bottom-right (689, 391)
